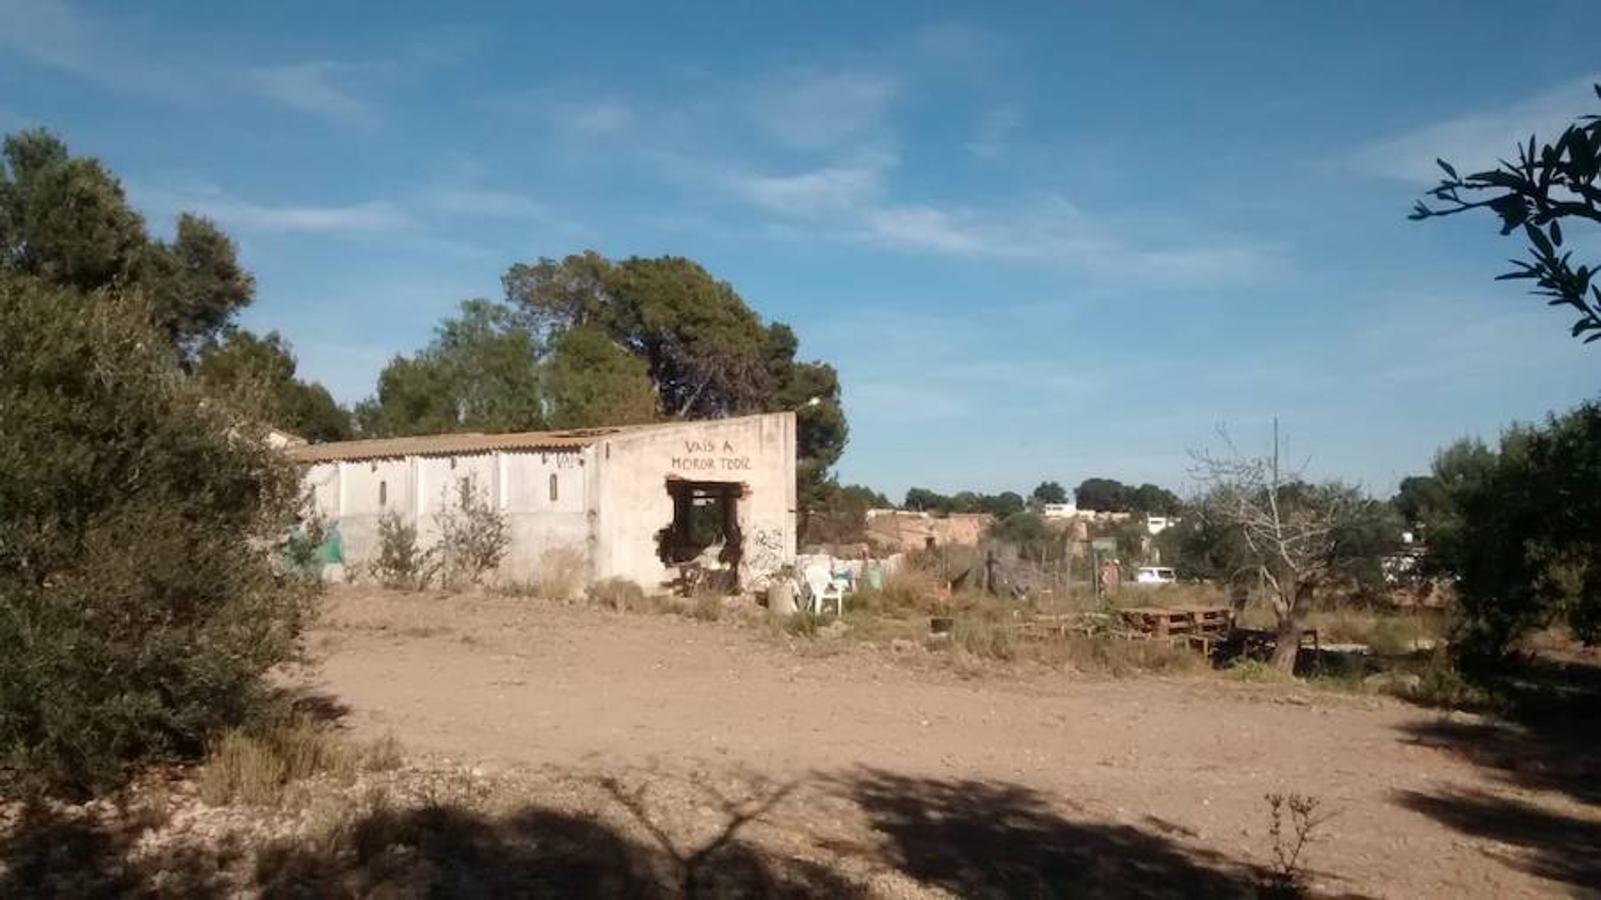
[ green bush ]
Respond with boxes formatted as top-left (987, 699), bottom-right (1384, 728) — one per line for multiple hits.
top-left (370, 512), bottom-right (427, 590)
top-left (0, 276), bottom-right (315, 797)
top-left (433, 474), bottom-right (509, 588)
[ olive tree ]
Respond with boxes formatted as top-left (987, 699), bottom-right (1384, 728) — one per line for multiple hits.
top-left (1192, 425), bottom-right (1396, 671)
top-left (1411, 85), bottom-right (1601, 343)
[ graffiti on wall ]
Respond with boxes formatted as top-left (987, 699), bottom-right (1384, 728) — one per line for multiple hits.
top-left (670, 439), bottom-right (751, 474)
top-left (746, 526), bottom-right (787, 576)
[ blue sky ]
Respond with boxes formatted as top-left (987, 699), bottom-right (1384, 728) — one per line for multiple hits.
top-left (4, 1), bottom-right (1598, 499)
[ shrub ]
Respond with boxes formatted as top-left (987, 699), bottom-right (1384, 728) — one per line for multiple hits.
top-left (852, 567), bottom-right (943, 616)
top-left (587, 577), bottom-right (648, 611)
top-left (1367, 616), bottom-right (1416, 656)
top-left (0, 276), bottom-right (315, 797)
top-left (434, 475), bottom-right (510, 588)
top-left (783, 611), bottom-right (826, 637)
top-left (370, 512), bottom-right (427, 590)
top-left (1263, 792), bottom-right (1325, 895)
top-left (198, 716), bottom-right (402, 807)
top-left (952, 615), bottom-right (1018, 661)
top-left (691, 593), bottom-right (724, 622)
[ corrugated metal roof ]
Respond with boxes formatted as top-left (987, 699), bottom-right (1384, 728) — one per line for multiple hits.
top-left (285, 425), bottom-right (639, 463)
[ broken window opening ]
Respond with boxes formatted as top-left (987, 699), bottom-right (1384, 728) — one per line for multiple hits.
top-left (656, 479), bottom-right (745, 593)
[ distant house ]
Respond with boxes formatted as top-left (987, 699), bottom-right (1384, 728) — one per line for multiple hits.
top-left (1040, 502), bottom-right (1078, 519)
top-left (286, 412), bottom-right (797, 590)
top-left (864, 509), bottom-right (993, 552)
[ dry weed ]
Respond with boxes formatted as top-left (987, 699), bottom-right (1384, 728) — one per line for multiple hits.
top-left (534, 546), bottom-right (587, 601)
top-left (199, 718), bottom-right (403, 808)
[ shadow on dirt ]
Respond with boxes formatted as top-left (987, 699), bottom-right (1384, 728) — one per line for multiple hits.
top-left (829, 769), bottom-right (1264, 898)
top-left (1393, 788), bottom-right (1601, 888)
top-left (4, 768), bottom-right (1285, 898)
top-left (1391, 657), bottom-right (1601, 891)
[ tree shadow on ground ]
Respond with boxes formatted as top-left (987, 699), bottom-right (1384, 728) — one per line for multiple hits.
top-left (1396, 716), bottom-right (1601, 807)
top-left (2, 773), bottom-right (861, 899)
top-left (1391, 657), bottom-right (1601, 891)
top-left (827, 768), bottom-right (1265, 899)
top-left (5, 766), bottom-right (1311, 898)
top-left (254, 797), bottom-right (859, 898)
top-left (0, 799), bottom-right (241, 897)
top-left (1393, 788), bottom-right (1601, 888)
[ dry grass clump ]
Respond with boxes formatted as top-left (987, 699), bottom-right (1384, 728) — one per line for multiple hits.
top-left (587, 577), bottom-right (650, 612)
top-left (690, 592), bottom-right (724, 622)
top-left (945, 610), bottom-right (1208, 676)
top-left (851, 567), bottom-right (945, 616)
top-left (198, 717), bottom-right (403, 808)
top-left (533, 546), bottom-right (587, 601)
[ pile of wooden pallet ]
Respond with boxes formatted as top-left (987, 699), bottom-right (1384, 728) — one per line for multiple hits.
top-left (1115, 605), bottom-right (1235, 653)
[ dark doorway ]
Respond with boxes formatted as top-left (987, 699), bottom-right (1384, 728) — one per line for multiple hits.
top-left (657, 480), bottom-right (745, 589)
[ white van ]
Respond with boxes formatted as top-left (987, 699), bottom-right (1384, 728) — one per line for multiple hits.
top-left (1134, 566), bottom-right (1177, 585)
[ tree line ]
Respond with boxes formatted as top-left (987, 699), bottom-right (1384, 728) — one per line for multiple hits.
top-left (901, 478), bottom-right (1182, 517)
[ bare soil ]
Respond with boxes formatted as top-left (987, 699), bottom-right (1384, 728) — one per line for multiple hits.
top-left (288, 587), bottom-right (1599, 898)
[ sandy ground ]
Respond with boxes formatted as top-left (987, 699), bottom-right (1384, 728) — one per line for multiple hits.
top-left (296, 587), bottom-right (1601, 898)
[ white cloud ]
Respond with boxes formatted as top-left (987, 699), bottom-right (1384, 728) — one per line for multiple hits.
top-left (556, 100), bottom-right (634, 136)
top-left (751, 70), bottom-right (899, 150)
top-left (424, 187), bottom-right (549, 219)
top-left (726, 150), bottom-right (893, 215)
top-left (847, 197), bottom-right (1276, 286)
top-left (1350, 75), bottom-right (1601, 182)
top-left (251, 61), bottom-right (379, 127)
top-left (861, 205), bottom-right (984, 254)
top-left (967, 102), bottom-right (1022, 159)
top-left (136, 181), bottom-right (410, 235)
top-left (0, 0), bottom-right (92, 72)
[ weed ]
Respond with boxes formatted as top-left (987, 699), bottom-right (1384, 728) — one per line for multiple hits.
top-left (198, 717), bottom-right (402, 807)
top-left (783, 612), bottom-right (826, 638)
top-left (691, 593), bottom-right (723, 622)
top-left (433, 475), bottom-right (510, 588)
top-left (1366, 616), bottom-right (1417, 656)
top-left (952, 616), bottom-right (1017, 661)
top-left (534, 546), bottom-right (588, 601)
top-left (1225, 659), bottom-right (1300, 684)
top-left (370, 512), bottom-right (427, 591)
top-left (1263, 792), bottom-right (1325, 895)
top-left (588, 577), bottom-right (648, 612)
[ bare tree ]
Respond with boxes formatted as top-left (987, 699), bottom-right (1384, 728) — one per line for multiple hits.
top-left (1192, 422), bottom-right (1374, 672)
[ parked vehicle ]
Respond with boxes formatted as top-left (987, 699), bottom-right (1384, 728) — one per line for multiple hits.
top-left (1134, 566), bottom-right (1177, 585)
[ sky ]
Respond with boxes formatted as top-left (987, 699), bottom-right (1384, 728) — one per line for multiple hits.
top-left (4, 0), bottom-right (1599, 500)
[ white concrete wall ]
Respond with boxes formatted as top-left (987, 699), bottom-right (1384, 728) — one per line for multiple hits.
top-left (305, 448), bottom-right (594, 584)
top-left (591, 413), bottom-right (796, 589)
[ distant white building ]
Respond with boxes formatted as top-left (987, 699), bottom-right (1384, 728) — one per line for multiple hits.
top-left (1145, 515), bottom-right (1176, 535)
top-left (1040, 502), bottom-right (1079, 519)
top-left (288, 412), bottom-right (797, 590)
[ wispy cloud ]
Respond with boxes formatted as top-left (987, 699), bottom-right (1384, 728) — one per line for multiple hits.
top-left (423, 187), bottom-right (550, 220)
top-left (967, 102), bottom-right (1022, 159)
top-left (0, 0), bottom-right (93, 73)
top-left (750, 70), bottom-right (899, 150)
top-left (556, 99), bottom-right (634, 136)
top-left (846, 196), bottom-right (1276, 286)
top-left (250, 61), bottom-right (380, 127)
top-left (1349, 74), bottom-right (1601, 182)
top-left (136, 181), bottom-right (410, 235)
top-left (725, 150), bottom-right (893, 215)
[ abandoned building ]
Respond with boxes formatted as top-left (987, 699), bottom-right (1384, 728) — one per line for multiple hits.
top-left (864, 509), bottom-right (994, 553)
top-left (288, 412), bottom-right (797, 590)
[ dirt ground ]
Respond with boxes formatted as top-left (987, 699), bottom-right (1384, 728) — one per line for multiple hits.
top-left (292, 587), bottom-right (1601, 898)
